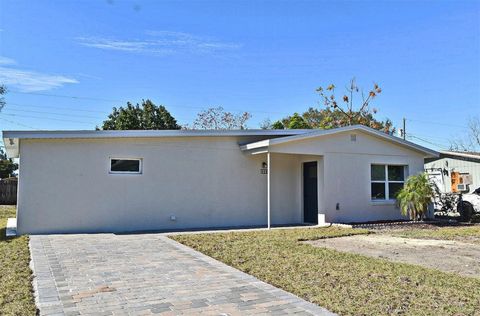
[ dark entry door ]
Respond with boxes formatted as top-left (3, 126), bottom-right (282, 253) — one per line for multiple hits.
top-left (303, 162), bottom-right (318, 224)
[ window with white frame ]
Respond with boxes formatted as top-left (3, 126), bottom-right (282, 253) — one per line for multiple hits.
top-left (110, 158), bottom-right (142, 174)
top-left (371, 164), bottom-right (406, 200)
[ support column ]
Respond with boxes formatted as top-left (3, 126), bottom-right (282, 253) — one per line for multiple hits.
top-left (267, 152), bottom-right (271, 229)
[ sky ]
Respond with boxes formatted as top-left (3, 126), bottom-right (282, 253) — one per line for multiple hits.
top-left (0, 0), bottom-right (479, 150)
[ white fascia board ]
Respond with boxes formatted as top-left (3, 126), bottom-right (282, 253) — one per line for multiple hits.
top-left (2, 129), bottom-right (309, 140)
top-left (2, 129), bottom-right (310, 159)
top-left (439, 151), bottom-right (480, 161)
top-left (239, 139), bottom-right (270, 151)
top-left (241, 125), bottom-right (439, 158)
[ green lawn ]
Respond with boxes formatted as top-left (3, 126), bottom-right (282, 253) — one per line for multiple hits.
top-left (0, 205), bottom-right (36, 316)
top-left (390, 225), bottom-right (480, 244)
top-left (171, 227), bottom-right (480, 316)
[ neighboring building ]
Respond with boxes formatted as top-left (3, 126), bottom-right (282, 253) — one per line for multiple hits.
top-left (425, 151), bottom-right (480, 194)
top-left (3, 125), bottom-right (437, 234)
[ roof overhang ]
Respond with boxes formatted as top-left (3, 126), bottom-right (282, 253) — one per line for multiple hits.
top-left (240, 125), bottom-right (439, 158)
top-left (436, 151), bottom-right (480, 162)
top-left (2, 129), bottom-right (310, 158)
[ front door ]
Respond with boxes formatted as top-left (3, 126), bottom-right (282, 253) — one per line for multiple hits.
top-left (303, 162), bottom-right (318, 224)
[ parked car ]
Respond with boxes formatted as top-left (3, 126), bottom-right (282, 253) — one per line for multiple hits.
top-left (457, 187), bottom-right (480, 222)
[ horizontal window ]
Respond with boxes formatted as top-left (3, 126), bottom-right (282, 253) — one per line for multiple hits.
top-left (371, 164), bottom-right (406, 200)
top-left (110, 158), bottom-right (142, 174)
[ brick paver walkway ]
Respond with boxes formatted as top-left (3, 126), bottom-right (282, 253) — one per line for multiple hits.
top-left (30, 233), bottom-right (334, 316)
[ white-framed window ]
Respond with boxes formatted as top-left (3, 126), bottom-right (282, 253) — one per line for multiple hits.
top-left (371, 164), bottom-right (406, 200)
top-left (109, 158), bottom-right (142, 174)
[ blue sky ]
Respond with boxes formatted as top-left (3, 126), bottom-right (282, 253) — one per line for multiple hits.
top-left (0, 0), bottom-right (479, 150)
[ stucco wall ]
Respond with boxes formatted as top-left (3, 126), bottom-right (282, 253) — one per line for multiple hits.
top-left (18, 136), bottom-right (304, 234)
top-left (269, 130), bottom-right (426, 223)
top-left (16, 130), bottom-right (429, 233)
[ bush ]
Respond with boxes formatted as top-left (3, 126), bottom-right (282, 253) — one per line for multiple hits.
top-left (396, 173), bottom-right (434, 220)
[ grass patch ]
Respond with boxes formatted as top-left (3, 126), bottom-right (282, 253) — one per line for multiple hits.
top-left (0, 205), bottom-right (36, 316)
top-left (391, 225), bottom-right (480, 244)
top-left (171, 226), bottom-right (480, 316)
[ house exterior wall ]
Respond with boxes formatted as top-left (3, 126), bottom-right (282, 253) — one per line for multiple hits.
top-left (425, 158), bottom-right (480, 193)
top-left (16, 130), bottom-right (430, 233)
top-left (17, 136), bottom-right (303, 234)
top-left (269, 130), bottom-right (426, 223)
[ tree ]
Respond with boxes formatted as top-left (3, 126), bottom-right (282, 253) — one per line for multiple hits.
top-left (396, 173), bottom-right (434, 220)
top-left (0, 85), bottom-right (6, 111)
top-left (0, 148), bottom-right (17, 179)
top-left (270, 79), bottom-right (394, 133)
top-left (450, 116), bottom-right (480, 152)
top-left (191, 106), bottom-right (251, 130)
top-left (100, 99), bottom-right (180, 130)
top-left (286, 113), bottom-right (311, 129)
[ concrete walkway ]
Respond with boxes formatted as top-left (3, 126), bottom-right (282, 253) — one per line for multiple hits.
top-left (30, 233), bottom-right (334, 316)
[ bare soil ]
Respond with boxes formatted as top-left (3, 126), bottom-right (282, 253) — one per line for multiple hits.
top-left (307, 234), bottom-right (480, 278)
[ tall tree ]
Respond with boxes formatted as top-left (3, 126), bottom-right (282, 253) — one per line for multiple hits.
top-left (100, 99), bottom-right (180, 130)
top-left (270, 79), bottom-right (394, 134)
top-left (450, 116), bottom-right (480, 152)
top-left (191, 106), bottom-right (251, 130)
top-left (0, 148), bottom-right (17, 179)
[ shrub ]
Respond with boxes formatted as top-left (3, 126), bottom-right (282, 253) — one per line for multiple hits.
top-left (396, 173), bottom-right (434, 220)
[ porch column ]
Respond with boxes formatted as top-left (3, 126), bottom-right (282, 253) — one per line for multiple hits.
top-left (267, 152), bottom-right (271, 229)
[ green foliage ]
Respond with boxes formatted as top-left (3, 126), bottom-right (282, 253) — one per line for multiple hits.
top-left (396, 173), bottom-right (434, 220)
top-left (100, 99), bottom-right (180, 130)
top-left (271, 120), bottom-right (285, 129)
top-left (278, 107), bottom-right (394, 132)
top-left (0, 148), bottom-right (17, 179)
top-left (0, 206), bottom-right (37, 315)
top-left (286, 113), bottom-right (311, 129)
top-left (271, 79), bottom-right (395, 133)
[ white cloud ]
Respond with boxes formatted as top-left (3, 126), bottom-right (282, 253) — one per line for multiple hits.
top-left (75, 31), bottom-right (242, 56)
top-left (0, 56), bottom-right (16, 65)
top-left (0, 56), bottom-right (78, 92)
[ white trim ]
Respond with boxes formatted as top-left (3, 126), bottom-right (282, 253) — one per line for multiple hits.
top-left (3, 129), bottom-right (309, 159)
top-left (439, 151), bottom-right (480, 161)
top-left (240, 125), bottom-right (439, 158)
top-left (109, 157), bottom-right (143, 174)
top-left (370, 164), bottom-right (406, 201)
top-left (3, 129), bottom-right (307, 140)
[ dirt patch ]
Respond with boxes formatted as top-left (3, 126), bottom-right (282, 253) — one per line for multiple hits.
top-left (307, 234), bottom-right (480, 278)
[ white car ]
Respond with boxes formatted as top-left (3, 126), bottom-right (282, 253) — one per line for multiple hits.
top-left (458, 187), bottom-right (480, 221)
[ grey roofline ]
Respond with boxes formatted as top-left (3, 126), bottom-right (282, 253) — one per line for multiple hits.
top-left (2, 129), bottom-right (309, 139)
top-left (437, 151), bottom-right (480, 161)
top-left (240, 125), bottom-right (439, 158)
top-left (2, 129), bottom-right (311, 158)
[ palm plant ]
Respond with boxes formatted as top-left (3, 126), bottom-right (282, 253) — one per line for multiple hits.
top-left (396, 173), bottom-right (434, 220)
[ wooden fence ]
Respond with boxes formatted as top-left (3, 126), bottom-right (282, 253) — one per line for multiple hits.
top-left (0, 178), bottom-right (17, 205)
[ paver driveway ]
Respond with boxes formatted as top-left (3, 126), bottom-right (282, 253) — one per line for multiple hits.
top-left (30, 233), bottom-right (333, 316)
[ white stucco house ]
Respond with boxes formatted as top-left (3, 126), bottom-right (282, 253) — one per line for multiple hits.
top-left (3, 125), bottom-right (438, 234)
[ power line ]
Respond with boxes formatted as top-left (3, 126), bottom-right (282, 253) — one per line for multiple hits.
top-left (0, 116), bottom-right (39, 129)
top-left (9, 90), bottom-right (124, 103)
top-left (0, 113), bottom-right (95, 125)
top-left (8, 90), bottom-right (292, 116)
top-left (7, 102), bottom-right (108, 114)
top-left (3, 108), bottom-right (101, 120)
top-left (406, 118), bottom-right (466, 129)
top-left (407, 134), bottom-right (449, 149)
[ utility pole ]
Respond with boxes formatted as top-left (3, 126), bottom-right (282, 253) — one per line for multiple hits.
top-left (402, 117), bottom-right (406, 140)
